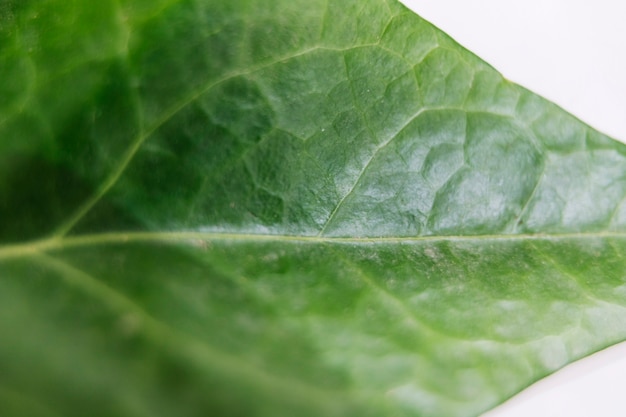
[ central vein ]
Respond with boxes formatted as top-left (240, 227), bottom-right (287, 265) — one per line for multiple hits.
top-left (1, 229), bottom-right (625, 261)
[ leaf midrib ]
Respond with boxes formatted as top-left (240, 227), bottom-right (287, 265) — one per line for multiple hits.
top-left (1, 230), bottom-right (625, 261)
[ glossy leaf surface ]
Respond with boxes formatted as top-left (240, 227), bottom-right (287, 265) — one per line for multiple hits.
top-left (2, 1), bottom-right (626, 416)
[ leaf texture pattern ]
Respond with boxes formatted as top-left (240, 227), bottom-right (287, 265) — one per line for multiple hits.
top-left (2, 1), bottom-right (626, 416)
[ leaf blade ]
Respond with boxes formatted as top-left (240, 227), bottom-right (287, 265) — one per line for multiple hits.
top-left (3, 0), bottom-right (626, 416)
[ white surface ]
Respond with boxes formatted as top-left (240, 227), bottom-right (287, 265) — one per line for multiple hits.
top-left (482, 342), bottom-right (626, 417)
top-left (399, 1), bottom-right (626, 416)
top-left (400, 0), bottom-right (626, 142)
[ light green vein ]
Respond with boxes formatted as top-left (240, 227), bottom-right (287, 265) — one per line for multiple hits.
top-left (50, 41), bottom-right (414, 240)
top-left (318, 105), bottom-right (431, 236)
top-left (316, 105), bottom-right (523, 236)
top-left (2, 230), bottom-right (626, 261)
top-left (531, 243), bottom-right (618, 307)
top-left (333, 248), bottom-right (443, 340)
top-left (50, 44), bottom-right (323, 239)
top-left (32, 253), bottom-right (353, 415)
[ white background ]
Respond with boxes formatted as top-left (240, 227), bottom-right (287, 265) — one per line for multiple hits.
top-left (399, 1), bottom-right (626, 416)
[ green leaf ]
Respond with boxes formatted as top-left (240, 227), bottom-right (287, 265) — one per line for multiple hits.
top-left (2, 0), bottom-right (626, 416)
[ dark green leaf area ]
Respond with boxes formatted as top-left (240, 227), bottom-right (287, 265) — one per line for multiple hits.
top-left (0, 158), bottom-right (93, 243)
top-left (128, 0), bottom-right (327, 124)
